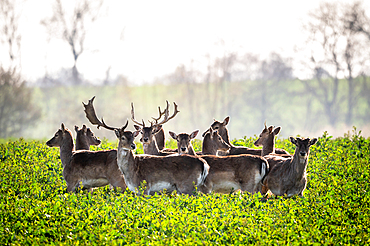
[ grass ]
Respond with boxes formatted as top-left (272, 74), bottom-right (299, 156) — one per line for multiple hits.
top-left (0, 129), bottom-right (369, 245)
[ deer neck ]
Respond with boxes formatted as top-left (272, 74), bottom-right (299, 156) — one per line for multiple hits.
top-left (290, 149), bottom-right (308, 176)
top-left (220, 128), bottom-right (232, 146)
top-left (75, 136), bottom-right (89, 150)
top-left (186, 144), bottom-right (196, 156)
top-left (202, 135), bottom-right (218, 155)
top-left (117, 147), bottom-right (136, 178)
top-left (143, 139), bottom-right (160, 155)
top-left (261, 135), bottom-right (275, 156)
top-left (60, 136), bottom-right (74, 167)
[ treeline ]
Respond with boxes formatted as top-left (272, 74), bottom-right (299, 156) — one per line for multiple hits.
top-left (10, 75), bottom-right (369, 141)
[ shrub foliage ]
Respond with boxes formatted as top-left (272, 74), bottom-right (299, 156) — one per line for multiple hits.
top-left (0, 130), bottom-right (369, 245)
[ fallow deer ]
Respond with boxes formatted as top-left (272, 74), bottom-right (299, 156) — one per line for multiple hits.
top-left (169, 130), bottom-right (199, 155)
top-left (203, 117), bottom-right (289, 156)
top-left (46, 123), bottom-right (127, 193)
top-left (83, 96), bottom-right (210, 195)
top-left (262, 137), bottom-right (317, 197)
top-left (254, 122), bottom-right (291, 169)
top-left (131, 101), bottom-right (179, 156)
top-left (169, 128), bottom-right (268, 194)
top-left (74, 124), bottom-right (101, 150)
top-left (200, 127), bottom-right (231, 155)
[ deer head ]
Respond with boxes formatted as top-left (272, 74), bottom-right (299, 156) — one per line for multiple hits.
top-left (254, 121), bottom-right (281, 147)
top-left (201, 127), bottom-right (231, 155)
top-left (169, 130), bottom-right (199, 154)
top-left (289, 137), bottom-right (317, 163)
top-left (75, 124), bottom-right (101, 149)
top-left (131, 101), bottom-right (179, 145)
top-left (202, 116), bottom-right (230, 144)
top-left (46, 123), bottom-right (73, 148)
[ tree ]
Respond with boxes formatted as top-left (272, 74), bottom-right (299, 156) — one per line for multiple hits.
top-left (301, 2), bottom-right (369, 126)
top-left (344, 1), bottom-right (370, 41)
top-left (0, 0), bottom-right (41, 138)
top-left (0, 0), bottom-right (21, 70)
top-left (41, 0), bottom-right (103, 85)
top-left (0, 67), bottom-right (41, 138)
top-left (255, 53), bottom-right (293, 125)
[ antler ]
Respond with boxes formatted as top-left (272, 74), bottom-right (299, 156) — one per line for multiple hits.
top-left (150, 105), bottom-right (167, 125)
top-left (131, 100), bottom-right (180, 128)
top-left (154, 100), bottom-right (180, 126)
top-left (83, 96), bottom-right (128, 131)
top-left (131, 103), bottom-right (146, 127)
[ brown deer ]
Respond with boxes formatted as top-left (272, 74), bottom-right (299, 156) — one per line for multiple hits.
top-left (46, 123), bottom-right (127, 193)
top-left (262, 137), bottom-right (317, 197)
top-left (74, 124), bottom-right (101, 150)
top-left (169, 128), bottom-right (268, 194)
top-left (131, 101), bottom-right (179, 156)
top-left (202, 117), bottom-right (289, 156)
top-left (168, 130), bottom-right (199, 155)
top-left (254, 122), bottom-right (292, 170)
top-left (200, 127), bottom-right (231, 155)
top-left (83, 96), bottom-right (210, 195)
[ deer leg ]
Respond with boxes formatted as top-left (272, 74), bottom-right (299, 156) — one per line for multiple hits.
top-left (107, 175), bottom-right (127, 193)
top-left (176, 182), bottom-right (196, 196)
top-left (66, 181), bottom-right (79, 193)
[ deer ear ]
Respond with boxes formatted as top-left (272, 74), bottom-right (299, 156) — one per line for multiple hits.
top-left (190, 130), bottom-right (199, 139)
top-left (309, 138), bottom-right (318, 146)
top-left (61, 123), bottom-right (66, 132)
top-left (74, 125), bottom-right (79, 132)
top-left (134, 125), bottom-right (141, 131)
top-left (209, 127), bottom-right (214, 139)
top-left (289, 136), bottom-right (297, 146)
top-left (268, 126), bottom-right (274, 133)
top-left (223, 116), bottom-right (230, 126)
top-left (82, 125), bottom-right (87, 133)
top-left (169, 131), bottom-right (177, 140)
top-left (114, 129), bottom-right (120, 138)
top-left (202, 129), bottom-right (209, 137)
top-left (273, 127), bottom-right (281, 135)
top-left (133, 130), bottom-right (140, 138)
top-left (152, 125), bottom-right (162, 134)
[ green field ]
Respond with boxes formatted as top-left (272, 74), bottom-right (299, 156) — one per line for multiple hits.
top-left (0, 129), bottom-right (369, 245)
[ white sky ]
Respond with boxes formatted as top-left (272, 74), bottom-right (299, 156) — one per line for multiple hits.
top-left (6, 0), bottom-right (368, 84)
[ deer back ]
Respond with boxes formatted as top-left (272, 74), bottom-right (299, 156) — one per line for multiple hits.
top-left (200, 154), bottom-right (268, 194)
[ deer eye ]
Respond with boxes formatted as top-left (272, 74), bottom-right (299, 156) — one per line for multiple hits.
top-left (121, 136), bottom-right (126, 140)
top-left (214, 126), bottom-right (219, 129)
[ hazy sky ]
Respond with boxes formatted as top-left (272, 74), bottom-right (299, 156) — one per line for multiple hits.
top-left (6, 0), bottom-right (367, 84)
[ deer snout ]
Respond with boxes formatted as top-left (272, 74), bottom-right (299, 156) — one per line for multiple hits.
top-left (254, 139), bottom-right (261, 146)
top-left (143, 137), bottom-right (149, 142)
top-left (180, 147), bottom-right (187, 152)
top-left (299, 151), bottom-right (306, 157)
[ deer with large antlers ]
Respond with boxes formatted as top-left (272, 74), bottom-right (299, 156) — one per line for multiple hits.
top-left (46, 123), bottom-right (127, 193)
top-left (169, 128), bottom-right (268, 194)
top-left (202, 117), bottom-right (289, 156)
top-left (131, 101), bottom-right (179, 156)
top-left (82, 96), bottom-right (210, 195)
top-left (74, 124), bottom-right (101, 150)
top-left (262, 137), bottom-right (317, 197)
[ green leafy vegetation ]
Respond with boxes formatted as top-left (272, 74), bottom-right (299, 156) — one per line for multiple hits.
top-left (0, 130), bottom-right (369, 245)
